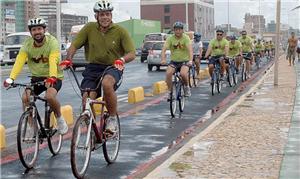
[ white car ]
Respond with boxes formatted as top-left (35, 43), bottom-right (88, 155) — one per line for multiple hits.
top-left (147, 41), bottom-right (171, 71)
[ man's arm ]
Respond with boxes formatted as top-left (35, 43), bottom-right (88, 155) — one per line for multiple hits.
top-left (188, 43), bottom-right (193, 62)
top-left (161, 41), bottom-right (168, 64)
top-left (205, 45), bottom-right (212, 58)
top-left (9, 51), bottom-right (27, 80)
top-left (121, 51), bottom-right (135, 63)
top-left (65, 44), bottom-right (78, 60)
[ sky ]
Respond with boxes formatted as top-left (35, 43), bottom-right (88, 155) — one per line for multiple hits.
top-left (62, 0), bottom-right (300, 29)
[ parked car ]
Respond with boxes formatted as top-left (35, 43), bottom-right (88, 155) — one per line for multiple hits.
top-left (140, 41), bottom-right (156, 63)
top-left (147, 41), bottom-right (171, 71)
top-left (201, 40), bottom-right (210, 64)
top-left (0, 45), bottom-right (3, 65)
top-left (135, 47), bottom-right (141, 56)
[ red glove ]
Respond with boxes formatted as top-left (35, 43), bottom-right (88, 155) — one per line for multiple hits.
top-left (59, 59), bottom-right (73, 68)
top-left (45, 77), bottom-right (57, 85)
top-left (114, 59), bottom-right (124, 66)
top-left (3, 78), bottom-right (14, 88)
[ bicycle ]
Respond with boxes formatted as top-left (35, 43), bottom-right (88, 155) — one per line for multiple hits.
top-left (66, 66), bottom-right (120, 178)
top-left (169, 70), bottom-right (185, 118)
top-left (188, 58), bottom-right (198, 88)
top-left (226, 57), bottom-right (238, 87)
top-left (254, 52), bottom-right (262, 70)
top-left (210, 56), bottom-right (222, 95)
top-left (6, 81), bottom-right (63, 169)
top-left (241, 53), bottom-right (251, 82)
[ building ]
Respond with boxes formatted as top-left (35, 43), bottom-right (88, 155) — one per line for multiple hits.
top-left (0, 0), bottom-right (38, 43)
top-left (47, 13), bottom-right (88, 41)
top-left (140, 0), bottom-right (214, 40)
top-left (243, 13), bottom-right (265, 36)
top-left (267, 20), bottom-right (276, 33)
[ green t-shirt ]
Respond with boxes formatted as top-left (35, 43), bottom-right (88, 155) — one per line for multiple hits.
top-left (254, 43), bottom-right (265, 52)
top-left (165, 34), bottom-right (191, 62)
top-left (20, 34), bottom-right (63, 78)
top-left (209, 38), bottom-right (229, 56)
top-left (72, 22), bottom-right (135, 65)
top-left (238, 36), bottom-right (253, 53)
top-left (228, 40), bottom-right (242, 57)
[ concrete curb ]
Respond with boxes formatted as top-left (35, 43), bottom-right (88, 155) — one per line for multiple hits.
top-left (128, 87), bottom-right (145, 104)
top-left (0, 124), bottom-right (6, 149)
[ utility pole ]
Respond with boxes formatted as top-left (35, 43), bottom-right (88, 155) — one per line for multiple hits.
top-left (185, 0), bottom-right (189, 31)
top-left (56, 0), bottom-right (61, 51)
top-left (274, 0), bottom-right (281, 86)
top-left (227, 0), bottom-right (230, 34)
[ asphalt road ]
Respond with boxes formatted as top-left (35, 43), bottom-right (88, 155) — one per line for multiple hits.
top-left (0, 58), bottom-right (271, 179)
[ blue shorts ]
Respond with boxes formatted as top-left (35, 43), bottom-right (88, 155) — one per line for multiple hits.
top-left (168, 61), bottom-right (189, 72)
top-left (208, 56), bottom-right (223, 65)
top-left (81, 63), bottom-right (123, 97)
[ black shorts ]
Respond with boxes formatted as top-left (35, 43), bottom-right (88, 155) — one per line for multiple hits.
top-left (208, 55), bottom-right (223, 65)
top-left (81, 63), bottom-right (123, 97)
top-left (243, 52), bottom-right (252, 60)
top-left (193, 55), bottom-right (201, 61)
top-left (168, 61), bottom-right (189, 72)
top-left (31, 77), bottom-right (62, 95)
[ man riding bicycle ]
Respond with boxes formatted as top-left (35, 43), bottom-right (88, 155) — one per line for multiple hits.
top-left (3, 17), bottom-right (68, 135)
top-left (228, 35), bottom-right (242, 74)
top-left (238, 30), bottom-right (253, 78)
top-left (192, 32), bottom-right (203, 77)
top-left (254, 39), bottom-right (265, 59)
top-left (204, 29), bottom-right (229, 80)
top-left (60, 0), bottom-right (135, 134)
top-left (161, 21), bottom-right (193, 99)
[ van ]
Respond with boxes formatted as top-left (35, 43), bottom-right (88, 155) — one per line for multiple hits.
top-left (3, 32), bottom-right (31, 65)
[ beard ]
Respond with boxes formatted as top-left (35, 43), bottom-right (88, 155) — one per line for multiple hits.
top-left (33, 34), bottom-right (45, 43)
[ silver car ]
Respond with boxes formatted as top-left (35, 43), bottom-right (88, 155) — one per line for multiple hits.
top-left (147, 41), bottom-right (171, 71)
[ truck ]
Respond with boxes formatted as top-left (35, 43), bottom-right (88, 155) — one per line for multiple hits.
top-left (2, 32), bottom-right (31, 65)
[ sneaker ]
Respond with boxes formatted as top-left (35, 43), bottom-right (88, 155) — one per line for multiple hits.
top-left (105, 116), bottom-right (117, 135)
top-left (57, 116), bottom-right (68, 135)
top-left (184, 86), bottom-right (191, 97)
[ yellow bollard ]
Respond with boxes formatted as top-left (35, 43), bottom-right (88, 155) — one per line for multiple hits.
top-left (50, 105), bottom-right (74, 126)
top-left (128, 87), bottom-right (145, 103)
top-left (94, 97), bottom-right (108, 115)
top-left (0, 124), bottom-right (6, 149)
top-left (153, 81), bottom-right (168, 95)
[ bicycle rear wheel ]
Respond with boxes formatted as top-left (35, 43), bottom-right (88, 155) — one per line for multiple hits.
top-left (103, 114), bottom-right (120, 164)
top-left (70, 114), bottom-right (92, 179)
top-left (46, 111), bottom-right (63, 155)
top-left (170, 82), bottom-right (177, 117)
top-left (178, 83), bottom-right (185, 112)
top-left (17, 109), bottom-right (39, 169)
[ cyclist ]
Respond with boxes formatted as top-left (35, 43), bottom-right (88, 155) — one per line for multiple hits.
top-left (60, 0), bottom-right (135, 134)
top-left (204, 29), bottom-right (229, 80)
top-left (3, 17), bottom-right (68, 134)
top-left (264, 41), bottom-right (271, 58)
top-left (238, 30), bottom-right (253, 78)
top-left (269, 40), bottom-right (275, 57)
top-left (254, 39), bottom-right (265, 63)
top-left (287, 32), bottom-right (298, 66)
top-left (228, 35), bottom-right (242, 74)
top-left (161, 21), bottom-right (193, 99)
top-left (192, 32), bottom-right (203, 77)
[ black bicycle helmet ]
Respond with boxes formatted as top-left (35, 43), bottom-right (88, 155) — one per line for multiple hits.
top-left (173, 21), bottom-right (184, 29)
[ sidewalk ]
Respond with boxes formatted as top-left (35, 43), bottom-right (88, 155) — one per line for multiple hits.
top-left (145, 56), bottom-right (299, 179)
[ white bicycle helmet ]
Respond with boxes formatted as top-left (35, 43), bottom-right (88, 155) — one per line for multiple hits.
top-left (28, 17), bottom-right (47, 29)
top-left (93, 0), bottom-right (114, 13)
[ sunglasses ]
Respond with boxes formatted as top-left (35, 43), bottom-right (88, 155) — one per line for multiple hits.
top-left (217, 33), bottom-right (223, 36)
top-left (242, 34), bottom-right (246, 35)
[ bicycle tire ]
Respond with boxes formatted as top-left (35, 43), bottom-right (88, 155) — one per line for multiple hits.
top-left (211, 72), bottom-right (216, 96)
top-left (192, 67), bottom-right (197, 87)
top-left (227, 68), bottom-right (233, 87)
top-left (70, 114), bottom-right (92, 179)
top-left (103, 114), bottom-right (120, 164)
top-left (17, 109), bottom-right (39, 169)
top-left (232, 66), bottom-right (238, 85)
top-left (188, 69), bottom-right (192, 88)
top-left (170, 81), bottom-right (177, 117)
top-left (241, 64), bottom-right (246, 82)
top-left (46, 110), bottom-right (63, 156)
top-left (178, 83), bottom-right (185, 112)
top-left (217, 73), bottom-right (222, 93)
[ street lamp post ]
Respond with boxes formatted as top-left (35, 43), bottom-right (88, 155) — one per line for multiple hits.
top-left (228, 0), bottom-right (230, 34)
top-left (56, 0), bottom-right (61, 49)
top-left (185, 0), bottom-right (189, 31)
top-left (274, 0), bottom-right (281, 86)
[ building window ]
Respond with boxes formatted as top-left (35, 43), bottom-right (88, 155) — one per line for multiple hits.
top-left (164, 5), bottom-right (170, 13)
top-left (164, 16), bottom-right (170, 24)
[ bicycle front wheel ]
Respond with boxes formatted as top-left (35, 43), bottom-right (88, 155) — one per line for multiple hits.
top-left (211, 72), bottom-right (216, 95)
top-left (17, 109), bottom-right (39, 169)
top-left (46, 112), bottom-right (63, 155)
top-left (70, 114), bottom-right (92, 179)
top-left (103, 114), bottom-right (120, 164)
top-left (170, 82), bottom-right (177, 117)
top-left (178, 83), bottom-right (185, 112)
